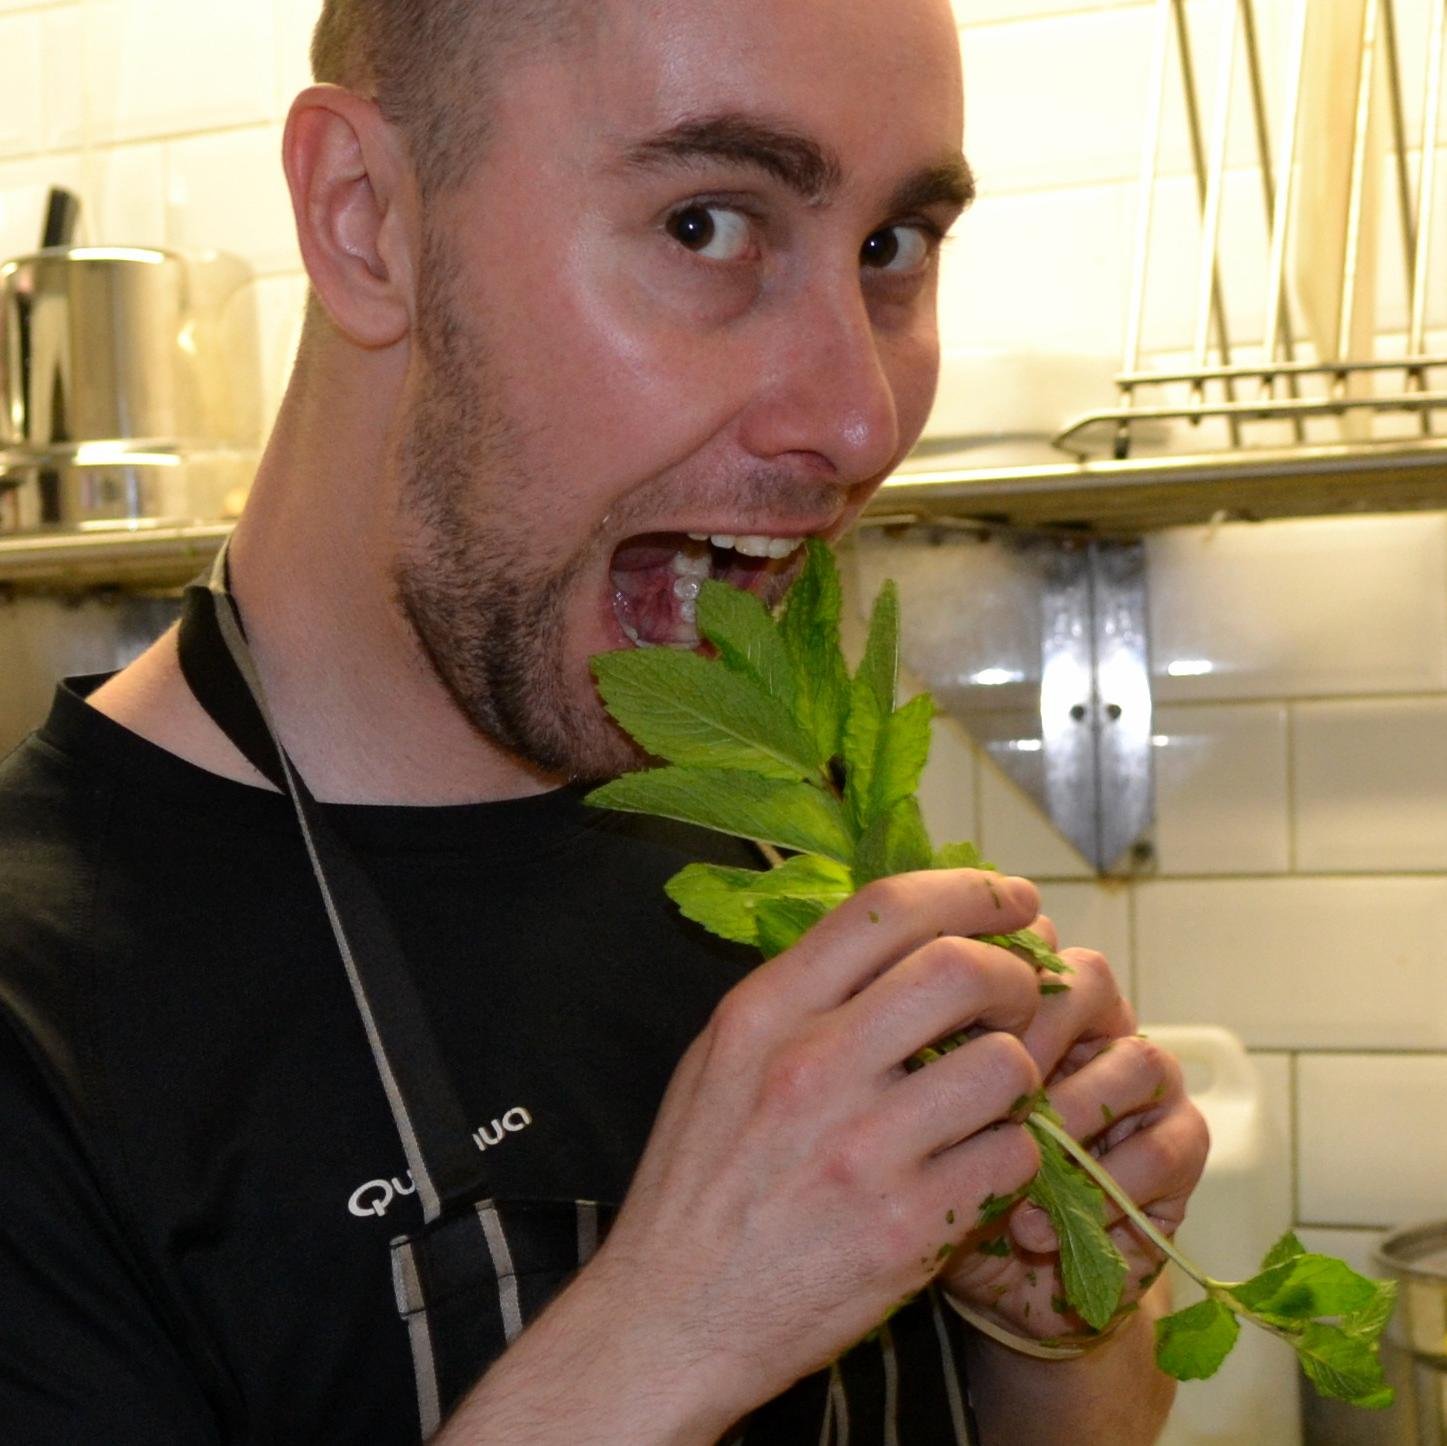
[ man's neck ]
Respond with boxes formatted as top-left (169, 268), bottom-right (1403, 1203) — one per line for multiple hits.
top-left (88, 346), bottom-right (562, 807)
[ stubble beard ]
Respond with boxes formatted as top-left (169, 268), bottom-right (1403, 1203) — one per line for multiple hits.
top-left (391, 229), bottom-right (644, 783)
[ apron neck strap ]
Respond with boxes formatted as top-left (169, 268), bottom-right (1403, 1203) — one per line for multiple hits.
top-left (177, 539), bottom-right (490, 1221)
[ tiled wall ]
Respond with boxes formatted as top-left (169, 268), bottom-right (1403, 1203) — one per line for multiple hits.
top-left (3, 0), bottom-right (1444, 1344)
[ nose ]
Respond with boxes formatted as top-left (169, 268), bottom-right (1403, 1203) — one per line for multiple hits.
top-left (737, 277), bottom-right (902, 484)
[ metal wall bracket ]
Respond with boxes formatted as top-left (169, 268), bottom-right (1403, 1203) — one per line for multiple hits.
top-left (852, 526), bottom-right (1155, 875)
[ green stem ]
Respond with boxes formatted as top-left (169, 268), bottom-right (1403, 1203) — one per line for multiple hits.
top-left (1028, 1111), bottom-right (1212, 1291)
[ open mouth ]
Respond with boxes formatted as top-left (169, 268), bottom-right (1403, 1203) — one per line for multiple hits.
top-left (609, 531), bottom-right (810, 649)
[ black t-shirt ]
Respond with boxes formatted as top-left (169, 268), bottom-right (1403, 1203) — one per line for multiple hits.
top-left (0, 678), bottom-right (762, 1442)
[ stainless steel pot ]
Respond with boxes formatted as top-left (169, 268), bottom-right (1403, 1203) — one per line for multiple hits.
top-left (0, 246), bottom-right (262, 531)
top-left (1376, 1220), bottom-right (1447, 1445)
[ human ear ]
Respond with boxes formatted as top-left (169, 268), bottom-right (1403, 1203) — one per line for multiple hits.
top-left (282, 85), bottom-right (418, 349)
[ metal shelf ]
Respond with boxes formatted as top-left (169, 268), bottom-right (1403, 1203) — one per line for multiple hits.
top-left (0, 522), bottom-right (228, 591)
top-left (877, 437), bottom-right (1447, 534)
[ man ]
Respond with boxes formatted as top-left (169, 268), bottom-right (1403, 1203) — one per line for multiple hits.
top-left (0, 0), bottom-right (1207, 1440)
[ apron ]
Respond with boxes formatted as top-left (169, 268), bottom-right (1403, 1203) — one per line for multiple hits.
top-left (177, 543), bottom-right (979, 1445)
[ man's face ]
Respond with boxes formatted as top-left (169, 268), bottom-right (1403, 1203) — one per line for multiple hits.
top-left (393, 0), bottom-right (967, 780)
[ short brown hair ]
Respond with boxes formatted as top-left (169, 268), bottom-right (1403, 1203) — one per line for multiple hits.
top-left (310, 0), bottom-right (576, 196)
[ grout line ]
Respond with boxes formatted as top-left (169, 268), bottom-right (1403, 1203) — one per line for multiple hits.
top-left (1022, 870), bottom-right (1447, 883)
top-left (0, 119), bottom-right (280, 170)
top-left (1296, 1220), bottom-right (1394, 1234)
top-left (1284, 703), bottom-right (1298, 875)
top-left (1287, 1051), bottom-right (1300, 1228)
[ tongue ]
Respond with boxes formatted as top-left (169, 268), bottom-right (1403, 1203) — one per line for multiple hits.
top-left (611, 534), bottom-right (709, 647)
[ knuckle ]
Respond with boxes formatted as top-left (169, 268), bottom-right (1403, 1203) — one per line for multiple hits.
top-left (1065, 948), bottom-right (1115, 991)
top-left (818, 1124), bottom-right (876, 1192)
top-left (976, 1030), bottom-right (1042, 1096)
top-left (856, 874), bottom-right (917, 921)
top-left (711, 980), bottom-right (776, 1054)
top-left (760, 1039), bottom-right (830, 1111)
top-left (914, 935), bottom-right (981, 987)
top-left (1124, 1033), bottom-right (1172, 1085)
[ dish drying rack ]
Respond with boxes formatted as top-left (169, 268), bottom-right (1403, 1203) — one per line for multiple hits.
top-left (880, 0), bottom-right (1447, 534)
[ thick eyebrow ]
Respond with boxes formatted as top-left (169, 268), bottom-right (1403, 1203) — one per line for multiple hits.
top-left (621, 114), bottom-right (844, 203)
top-left (886, 156), bottom-right (976, 218)
top-left (619, 111), bottom-right (974, 219)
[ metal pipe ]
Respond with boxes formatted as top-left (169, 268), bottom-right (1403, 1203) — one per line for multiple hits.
top-left (1175, 0), bottom-right (1242, 443)
top-left (1239, 0), bottom-right (1304, 439)
top-left (1337, 0), bottom-right (1384, 372)
top-left (1410, 0), bottom-right (1447, 432)
top-left (1118, 0), bottom-right (1178, 460)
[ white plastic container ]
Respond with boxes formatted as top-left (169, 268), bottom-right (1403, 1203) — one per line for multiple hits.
top-left (1146, 1026), bottom-right (1301, 1446)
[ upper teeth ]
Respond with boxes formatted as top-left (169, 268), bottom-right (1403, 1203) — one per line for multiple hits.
top-left (684, 532), bottom-right (805, 560)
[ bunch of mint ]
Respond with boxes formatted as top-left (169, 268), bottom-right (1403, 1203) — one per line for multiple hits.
top-left (585, 540), bottom-right (1397, 1408)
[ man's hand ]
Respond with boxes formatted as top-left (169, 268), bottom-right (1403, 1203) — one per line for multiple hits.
top-left (941, 916), bottom-right (1210, 1344)
top-left (510, 868), bottom-right (1051, 1435)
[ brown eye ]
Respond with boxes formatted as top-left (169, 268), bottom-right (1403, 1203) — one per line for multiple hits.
top-left (666, 205), bottom-right (753, 261)
top-left (861, 225), bottom-right (931, 273)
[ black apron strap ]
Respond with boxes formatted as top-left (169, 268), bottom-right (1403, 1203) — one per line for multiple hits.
top-left (178, 543), bottom-right (488, 1220)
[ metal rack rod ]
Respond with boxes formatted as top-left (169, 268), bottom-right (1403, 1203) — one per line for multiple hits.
top-left (1337, 0), bottom-right (1385, 373)
top-left (1191, 0), bottom-right (1242, 413)
top-left (1258, 0), bottom-right (1311, 439)
top-left (1410, 0), bottom-right (1447, 431)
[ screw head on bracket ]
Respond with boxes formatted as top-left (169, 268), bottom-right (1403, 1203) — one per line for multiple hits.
top-left (1106, 703), bottom-right (1123, 721)
top-left (1070, 704), bottom-right (1088, 722)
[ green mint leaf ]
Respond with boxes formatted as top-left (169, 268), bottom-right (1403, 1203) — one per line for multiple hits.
top-left (983, 929), bottom-right (1071, 976)
top-left (1295, 1322), bottom-right (1394, 1409)
top-left (665, 856), bottom-right (854, 948)
top-left (586, 767), bottom-right (854, 862)
top-left (696, 580), bottom-right (799, 720)
top-left (1232, 1254), bottom-right (1382, 1322)
top-left (753, 895), bottom-right (833, 958)
top-left (854, 795), bottom-right (934, 887)
top-left (868, 694), bottom-right (935, 819)
top-left (592, 649), bottom-right (818, 781)
top-left (934, 841), bottom-right (998, 871)
top-left (842, 581), bottom-right (901, 831)
top-left (1025, 1121), bottom-right (1128, 1330)
top-left (1154, 1298), bottom-right (1241, 1381)
top-left (779, 540), bottom-right (850, 765)
top-left (1261, 1230), bottom-right (1308, 1271)
top-left (1342, 1280), bottom-right (1398, 1343)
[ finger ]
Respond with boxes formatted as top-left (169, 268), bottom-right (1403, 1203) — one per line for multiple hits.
top-left (1044, 1034), bottom-right (1184, 1148)
top-left (869, 1029), bottom-right (1042, 1161)
top-left (1011, 1103), bottom-right (1209, 1254)
top-left (1030, 913), bottom-right (1060, 951)
top-left (828, 935), bottom-right (1041, 1077)
top-left (744, 870), bottom-right (1041, 1019)
top-left (1019, 948), bottom-right (1132, 1079)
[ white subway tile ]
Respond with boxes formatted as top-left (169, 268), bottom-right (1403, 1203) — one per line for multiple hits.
top-left (275, 0), bottom-right (323, 109)
top-left (40, 4), bottom-right (85, 152)
top-left (166, 125), bottom-right (298, 276)
top-left (917, 710), bottom-right (979, 850)
top-left (82, 0), bottom-right (278, 144)
top-left (1298, 1053), bottom-right (1447, 1227)
top-left (1135, 877), bottom-right (1447, 1049)
top-left (1152, 703), bottom-right (1289, 875)
top-left (0, 14), bottom-right (44, 159)
top-left (955, 0), bottom-right (1144, 23)
top-left (89, 142), bottom-right (166, 248)
top-left (1038, 880), bottom-right (1133, 1000)
top-left (979, 755), bottom-right (1094, 879)
top-left (939, 179), bottom-right (1135, 356)
top-left (1295, 697), bottom-right (1447, 872)
top-left (1149, 514), bottom-right (1447, 702)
